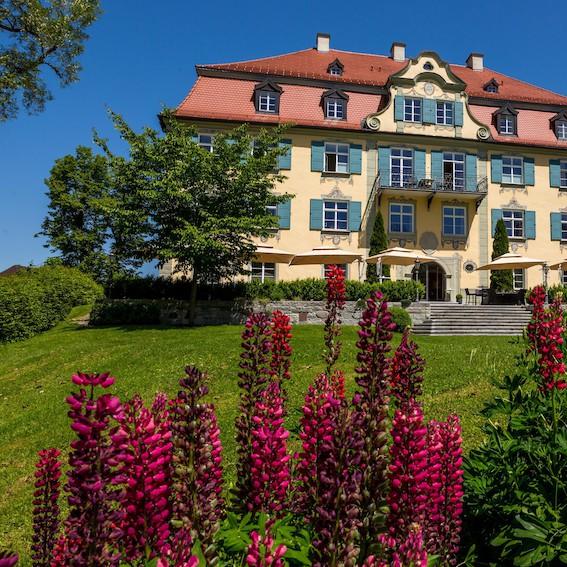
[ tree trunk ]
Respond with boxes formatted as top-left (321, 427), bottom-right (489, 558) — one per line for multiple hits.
top-left (188, 271), bottom-right (198, 326)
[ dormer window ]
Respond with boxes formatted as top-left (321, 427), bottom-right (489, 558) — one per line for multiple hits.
top-left (327, 58), bottom-right (344, 76)
top-left (253, 81), bottom-right (282, 114)
top-left (322, 89), bottom-right (349, 120)
top-left (494, 104), bottom-right (518, 136)
top-left (423, 62), bottom-right (434, 71)
top-left (483, 79), bottom-right (500, 93)
top-left (551, 110), bottom-right (567, 140)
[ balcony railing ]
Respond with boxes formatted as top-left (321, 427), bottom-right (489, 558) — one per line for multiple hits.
top-left (374, 171), bottom-right (488, 194)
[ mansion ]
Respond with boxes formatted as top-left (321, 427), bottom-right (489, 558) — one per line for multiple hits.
top-left (170, 33), bottom-right (567, 301)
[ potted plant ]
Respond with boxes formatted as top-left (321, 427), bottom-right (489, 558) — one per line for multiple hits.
top-left (456, 293), bottom-right (463, 304)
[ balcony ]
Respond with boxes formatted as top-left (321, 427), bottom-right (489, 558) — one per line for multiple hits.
top-left (372, 171), bottom-right (488, 209)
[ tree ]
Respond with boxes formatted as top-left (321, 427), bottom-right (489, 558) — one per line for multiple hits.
top-left (99, 111), bottom-right (292, 323)
top-left (39, 145), bottom-right (133, 284)
top-left (366, 209), bottom-right (389, 282)
top-left (0, 0), bottom-right (100, 121)
top-left (490, 218), bottom-right (513, 292)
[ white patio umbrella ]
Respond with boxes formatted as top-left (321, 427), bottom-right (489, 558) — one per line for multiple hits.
top-left (366, 246), bottom-right (437, 266)
top-left (254, 245), bottom-right (295, 264)
top-left (476, 252), bottom-right (546, 271)
top-left (548, 259), bottom-right (567, 270)
top-left (289, 246), bottom-right (362, 266)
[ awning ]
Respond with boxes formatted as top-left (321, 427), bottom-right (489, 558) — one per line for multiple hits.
top-left (289, 246), bottom-right (362, 266)
top-left (254, 245), bottom-right (295, 263)
top-left (476, 252), bottom-right (546, 271)
top-left (366, 246), bottom-right (437, 266)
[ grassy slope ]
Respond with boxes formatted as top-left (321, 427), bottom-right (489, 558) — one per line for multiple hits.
top-left (0, 308), bottom-right (522, 563)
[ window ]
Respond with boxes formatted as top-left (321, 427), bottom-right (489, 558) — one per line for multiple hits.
top-left (561, 162), bottom-right (567, 188)
top-left (251, 262), bottom-right (276, 282)
top-left (443, 206), bottom-right (466, 236)
top-left (324, 264), bottom-right (347, 278)
top-left (561, 213), bottom-right (567, 241)
top-left (562, 270), bottom-right (567, 286)
top-left (436, 101), bottom-right (454, 125)
top-left (327, 60), bottom-right (344, 76)
top-left (389, 203), bottom-right (415, 234)
top-left (499, 115), bottom-right (515, 135)
top-left (197, 134), bottom-right (213, 152)
top-left (404, 98), bottom-right (422, 122)
top-left (254, 81), bottom-right (282, 114)
top-left (513, 269), bottom-right (525, 290)
top-left (326, 98), bottom-right (345, 119)
top-left (502, 156), bottom-right (523, 184)
top-left (495, 105), bottom-right (518, 135)
top-left (556, 121), bottom-right (567, 140)
top-left (258, 92), bottom-right (277, 113)
top-left (484, 80), bottom-right (499, 93)
top-left (443, 152), bottom-right (465, 190)
top-left (390, 148), bottom-right (413, 187)
top-left (324, 142), bottom-right (349, 173)
top-left (502, 209), bottom-right (524, 239)
top-left (323, 200), bottom-right (349, 231)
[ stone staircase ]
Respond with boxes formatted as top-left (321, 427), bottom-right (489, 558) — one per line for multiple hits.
top-left (412, 303), bottom-right (532, 336)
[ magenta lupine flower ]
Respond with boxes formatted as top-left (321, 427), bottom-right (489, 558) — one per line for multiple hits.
top-left (56, 372), bottom-right (123, 566)
top-left (236, 312), bottom-right (273, 507)
top-left (425, 417), bottom-right (464, 565)
top-left (385, 399), bottom-right (430, 551)
top-left (0, 552), bottom-right (18, 567)
top-left (380, 522), bottom-right (429, 567)
top-left (270, 310), bottom-right (292, 385)
top-left (324, 265), bottom-right (347, 375)
top-left (352, 291), bottom-right (396, 551)
top-left (245, 521), bottom-right (287, 567)
top-left (248, 381), bottom-right (291, 515)
top-left (157, 527), bottom-right (199, 567)
top-left (390, 328), bottom-right (425, 411)
top-left (170, 366), bottom-right (224, 564)
top-left (32, 448), bottom-right (62, 566)
top-left (112, 394), bottom-right (172, 562)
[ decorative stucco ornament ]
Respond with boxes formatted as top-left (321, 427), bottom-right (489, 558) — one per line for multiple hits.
top-left (477, 127), bottom-right (490, 140)
top-left (366, 115), bottom-right (381, 131)
top-left (424, 82), bottom-right (435, 96)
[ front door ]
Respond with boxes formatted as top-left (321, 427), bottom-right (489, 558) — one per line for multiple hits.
top-left (414, 262), bottom-right (446, 301)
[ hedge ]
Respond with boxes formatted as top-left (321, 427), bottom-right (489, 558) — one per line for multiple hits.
top-left (389, 306), bottom-right (412, 331)
top-left (107, 276), bottom-right (425, 303)
top-left (0, 266), bottom-right (103, 343)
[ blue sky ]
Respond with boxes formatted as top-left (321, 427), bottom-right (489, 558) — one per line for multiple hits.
top-left (1, 0), bottom-right (566, 270)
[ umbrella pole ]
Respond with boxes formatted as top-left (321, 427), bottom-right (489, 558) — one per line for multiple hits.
top-left (543, 263), bottom-right (549, 305)
top-left (414, 259), bottom-right (421, 303)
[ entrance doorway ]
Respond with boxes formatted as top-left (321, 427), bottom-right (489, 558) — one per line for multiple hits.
top-left (413, 262), bottom-right (447, 301)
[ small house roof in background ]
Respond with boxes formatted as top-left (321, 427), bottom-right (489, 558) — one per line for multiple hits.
top-left (0, 265), bottom-right (26, 277)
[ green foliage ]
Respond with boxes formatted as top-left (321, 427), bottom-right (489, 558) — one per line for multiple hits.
top-left (0, 265), bottom-right (102, 342)
top-left (0, 0), bottom-right (100, 120)
top-left (490, 219), bottom-right (513, 292)
top-left (366, 209), bottom-right (389, 282)
top-left (388, 306), bottom-right (411, 331)
top-left (548, 285), bottom-right (567, 302)
top-left (90, 299), bottom-right (161, 326)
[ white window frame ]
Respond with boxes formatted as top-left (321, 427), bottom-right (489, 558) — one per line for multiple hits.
top-left (561, 213), bottom-right (567, 242)
top-left (442, 206), bottom-right (467, 237)
top-left (502, 156), bottom-right (524, 185)
top-left (502, 209), bottom-right (524, 239)
top-left (326, 98), bottom-right (345, 119)
top-left (389, 202), bottom-right (415, 234)
top-left (323, 200), bottom-right (349, 232)
top-left (556, 121), bottom-right (567, 140)
top-left (324, 142), bottom-right (350, 173)
top-left (197, 133), bottom-right (214, 152)
top-left (442, 152), bottom-right (466, 190)
top-left (562, 269), bottom-right (567, 286)
top-left (513, 268), bottom-right (525, 290)
top-left (258, 92), bottom-right (277, 113)
top-left (498, 114), bottom-right (515, 135)
top-left (436, 101), bottom-right (454, 125)
top-left (561, 161), bottom-right (567, 189)
top-left (329, 66), bottom-right (341, 76)
top-left (251, 262), bottom-right (276, 282)
top-left (390, 148), bottom-right (413, 187)
top-left (404, 98), bottom-right (422, 122)
top-left (485, 84), bottom-right (498, 93)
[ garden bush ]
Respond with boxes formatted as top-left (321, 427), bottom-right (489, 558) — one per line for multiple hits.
top-left (388, 306), bottom-right (411, 331)
top-left (0, 266), bottom-right (102, 343)
top-left (90, 299), bottom-right (161, 326)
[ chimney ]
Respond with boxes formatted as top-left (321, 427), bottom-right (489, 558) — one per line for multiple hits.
top-left (466, 52), bottom-right (484, 71)
top-left (316, 32), bottom-right (330, 52)
top-left (390, 42), bottom-right (406, 62)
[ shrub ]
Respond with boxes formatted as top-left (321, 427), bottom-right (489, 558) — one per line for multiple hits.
top-left (0, 266), bottom-right (102, 343)
top-left (388, 306), bottom-right (412, 331)
top-left (90, 299), bottom-right (161, 326)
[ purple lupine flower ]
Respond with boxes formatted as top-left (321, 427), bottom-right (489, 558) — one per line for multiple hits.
top-left (390, 328), bottom-right (425, 412)
top-left (235, 312), bottom-right (273, 508)
top-left (170, 366), bottom-right (224, 564)
top-left (248, 381), bottom-right (291, 515)
top-left (157, 527), bottom-right (199, 567)
top-left (379, 522), bottom-right (429, 567)
top-left (55, 372), bottom-right (123, 566)
top-left (323, 265), bottom-right (347, 376)
top-left (0, 552), bottom-right (18, 567)
top-left (352, 291), bottom-right (396, 552)
top-left (270, 310), bottom-right (292, 385)
top-left (245, 520), bottom-right (287, 567)
top-left (112, 394), bottom-right (172, 562)
top-left (32, 448), bottom-right (62, 566)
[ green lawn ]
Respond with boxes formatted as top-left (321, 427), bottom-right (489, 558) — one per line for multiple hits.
top-left (0, 308), bottom-right (523, 564)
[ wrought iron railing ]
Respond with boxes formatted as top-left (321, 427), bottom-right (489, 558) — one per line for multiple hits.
top-left (373, 171), bottom-right (488, 194)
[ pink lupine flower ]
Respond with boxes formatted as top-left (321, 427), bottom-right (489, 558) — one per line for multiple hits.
top-left (390, 328), bottom-right (425, 411)
top-left (32, 448), bottom-right (62, 567)
top-left (112, 394), bottom-right (172, 562)
top-left (245, 520), bottom-right (286, 567)
top-left (379, 522), bottom-right (428, 567)
top-left (270, 310), bottom-right (292, 385)
top-left (0, 551), bottom-right (18, 567)
top-left (157, 527), bottom-right (199, 567)
top-left (248, 381), bottom-right (291, 515)
top-left (425, 417), bottom-right (464, 565)
top-left (170, 366), bottom-right (224, 564)
top-left (324, 265), bottom-right (347, 375)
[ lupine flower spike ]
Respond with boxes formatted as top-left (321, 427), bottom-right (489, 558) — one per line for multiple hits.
top-left (246, 521), bottom-right (287, 567)
top-left (270, 309), bottom-right (293, 386)
top-left (157, 527), bottom-right (199, 567)
top-left (323, 265), bottom-right (346, 376)
top-left (0, 552), bottom-right (18, 567)
top-left (390, 328), bottom-right (425, 411)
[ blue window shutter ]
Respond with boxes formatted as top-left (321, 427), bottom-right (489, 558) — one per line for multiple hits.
top-left (277, 200), bottom-right (291, 229)
top-left (311, 141), bottom-right (324, 172)
top-left (524, 157), bottom-right (535, 186)
top-left (278, 139), bottom-right (292, 170)
top-left (491, 209), bottom-right (503, 236)
top-left (191, 134), bottom-right (199, 143)
top-left (431, 150), bottom-right (443, 180)
top-left (349, 201), bottom-right (362, 232)
top-left (423, 99), bottom-right (435, 124)
top-left (465, 154), bottom-right (477, 191)
top-left (394, 95), bottom-right (404, 121)
top-left (378, 147), bottom-right (391, 181)
top-left (550, 159), bottom-right (561, 188)
top-left (309, 199), bottom-right (323, 230)
top-left (349, 144), bottom-right (362, 174)
top-left (454, 102), bottom-right (464, 126)
top-left (414, 148), bottom-right (426, 181)
top-left (491, 155), bottom-right (502, 183)
top-left (551, 212), bottom-right (562, 241)
top-left (525, 211), bottom-right (536, 239)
